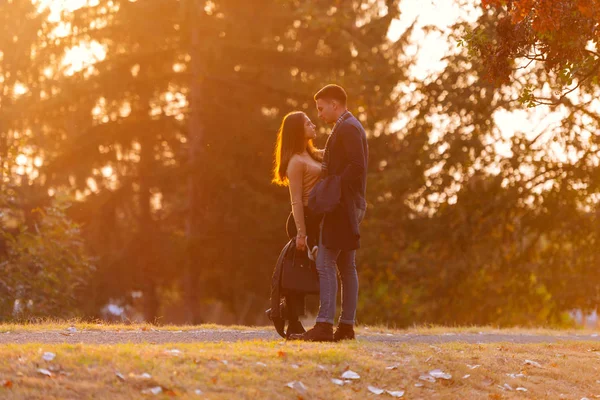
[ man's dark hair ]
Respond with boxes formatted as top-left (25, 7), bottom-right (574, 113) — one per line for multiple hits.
top-left (314, 84), bottom-right (347, 106)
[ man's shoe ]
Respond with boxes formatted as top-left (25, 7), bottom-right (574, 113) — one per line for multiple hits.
top-left (333, 323), bottom-right (355, 342)
top-left (285, 320), bottom-right (306, 339)
top-left (288, 322), bottom-right (334, 342)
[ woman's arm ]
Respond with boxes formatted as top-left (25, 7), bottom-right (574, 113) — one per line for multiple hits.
top-left (287, 157), bottom-right (307, 238)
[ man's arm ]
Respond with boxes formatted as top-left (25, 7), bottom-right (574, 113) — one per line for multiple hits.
top-left (339, 124), bottom-right (365, 183)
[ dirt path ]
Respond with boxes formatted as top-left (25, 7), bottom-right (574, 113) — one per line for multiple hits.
top-left (1, 329), bottom-right (600, 344)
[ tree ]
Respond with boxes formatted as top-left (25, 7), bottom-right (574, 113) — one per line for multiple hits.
top-left (358, 4), bottom-right (600, 327)
top-left (468, 0), bottom-right (600, 105)
top-left (15, 0), bottom-right (415, 324)
top-left (0, 188), bottom-right (94, 320)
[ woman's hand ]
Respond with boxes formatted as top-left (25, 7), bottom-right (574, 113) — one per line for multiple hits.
top-left (296, 236), bottom-right (307, 251)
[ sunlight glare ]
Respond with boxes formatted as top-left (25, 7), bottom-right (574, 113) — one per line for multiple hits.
top-left (63, 41), bottom-right (106, 76)
top-left (16, 155), bottom-right (28, 166)
top-left (13, 83), bottom-right (28, 97)
top-left (101, 166), bottom-right (113, 178)
top-left (35, 0), bottom-right (95, 23)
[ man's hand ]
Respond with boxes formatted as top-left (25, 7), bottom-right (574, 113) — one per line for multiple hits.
top-left (296, 236), bottom-right (307, 251)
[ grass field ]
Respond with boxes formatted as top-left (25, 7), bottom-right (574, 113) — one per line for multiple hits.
top-left (0, 324), bottom-right (599, 398)
top-left (0, 319), bottom-right (597, 336)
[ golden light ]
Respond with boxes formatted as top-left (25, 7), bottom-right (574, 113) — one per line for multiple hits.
top-left (16, 154), bottom-right (28, 166)
top-left (34, 0), bottom-right (108, 77)
top-left (101, 166), bottom-right (113, 178)
top-left (13, 83), bottom-right (28, 97)
top-left (63, 42), bottom-right (106, 76)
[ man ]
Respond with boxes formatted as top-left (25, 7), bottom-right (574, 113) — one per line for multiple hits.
top-left (290, 84), bottom-right (368, 342)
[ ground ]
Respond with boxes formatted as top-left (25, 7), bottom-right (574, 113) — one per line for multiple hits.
top-left (0, 323), bottom-right (599, 399)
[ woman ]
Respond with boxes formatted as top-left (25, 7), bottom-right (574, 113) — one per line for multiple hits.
top-left (272, 111), bottom-right (323, 338)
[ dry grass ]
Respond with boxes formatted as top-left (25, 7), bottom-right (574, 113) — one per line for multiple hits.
top-left (1, 319), bottom-right (597, 338)
top-left (361, 324), bottom-right (600, 337)
top-left (1, 336), bottom-right (600, 399)
top-left (0, 319), bottom-right (258, 333)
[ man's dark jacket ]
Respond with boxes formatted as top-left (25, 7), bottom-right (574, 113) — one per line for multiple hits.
top-left (313, 113), bottom-right (368, 251)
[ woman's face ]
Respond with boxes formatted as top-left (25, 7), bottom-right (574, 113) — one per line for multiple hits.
top-left (303, 115), bottom-right (317, 140)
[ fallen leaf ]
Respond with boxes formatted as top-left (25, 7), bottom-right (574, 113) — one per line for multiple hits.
top-left (67, 327), bottom-right (78, 333)
top-left (165, 349), bottom-right (182, 356)
top-left (141, 386), bottom-right (163, 395)
top-left (429, 369), bottom-right (452, 380)
top-left (221, 360), bottom-right (228, 366)
top-left (115, 372), bottom-right (126, 381)
top-left (2, 380), bottom-right (12, 388)
top-left (419, 375), bottom-right (435, 383)
top-left (516, 387), bottom-right (527, 392)
top-left (341, 370), bottom-right (360, 380)
top-left (291, 364), bottom-right (300, 369)
top-left (256, 362), bottom-right (267, 367)
top-left (37, 369), bottom-right (52, 377)
top-left (42, 352), bottom-right (56, 362)
top-left (414, 382), bottom-right (424, 388)
top-left (502, 383), bottom-right (513, 391)
top-left (482, 377), bottom-right (494, 386)
top-left (194, 389), bottom-right (203, 395)
top-left (463, 374), bottom-right (471, 379)
top-left (523, 359), bottom-right (542, 368)
top-left (507, 373), bottom-right (525, 379)
top-left (368, 386), bottom-right (384, 395)
top-left (467, 364), bottom-right (481, 370)
top-left (387, 390), bottom-right (405, 398)
top-left (139, 373), bottom-right (152, 379)
top-left (386, 365), bottom-right (399, 370)
top-left (317, 365), bottom-right (328, 371)
top-left (285, 381), bottom-right (307, 394)
top-left (331, 379), bottom-right (344, 386)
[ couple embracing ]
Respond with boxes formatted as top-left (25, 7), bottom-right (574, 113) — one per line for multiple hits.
top-left (272, 84), bottom-right (368, 342)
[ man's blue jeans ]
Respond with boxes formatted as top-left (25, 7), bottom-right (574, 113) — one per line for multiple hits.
top-left (315, 208), bottom-right (365, 325)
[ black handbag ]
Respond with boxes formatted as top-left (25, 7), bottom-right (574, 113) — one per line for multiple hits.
top-left (281, 239), bottom-right (320, 294)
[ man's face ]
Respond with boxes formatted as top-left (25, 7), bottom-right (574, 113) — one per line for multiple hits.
top-left (316, 98), bottom-right (338, 125)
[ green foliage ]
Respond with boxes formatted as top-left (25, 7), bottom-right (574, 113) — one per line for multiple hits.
top-left (0, 194), bottom-right (94, 320)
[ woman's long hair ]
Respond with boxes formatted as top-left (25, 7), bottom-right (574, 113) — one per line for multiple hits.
top-left (272, 111), bottom-right (321, 186)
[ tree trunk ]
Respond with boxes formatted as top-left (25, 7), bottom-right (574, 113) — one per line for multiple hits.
top-left (183, 0), bottom-right (205, 324)
top-left (139, 90), bottom-right (159, 322)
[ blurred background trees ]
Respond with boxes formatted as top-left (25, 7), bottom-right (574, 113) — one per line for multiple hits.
top-left (1, 0), bottom-right (598, 327)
